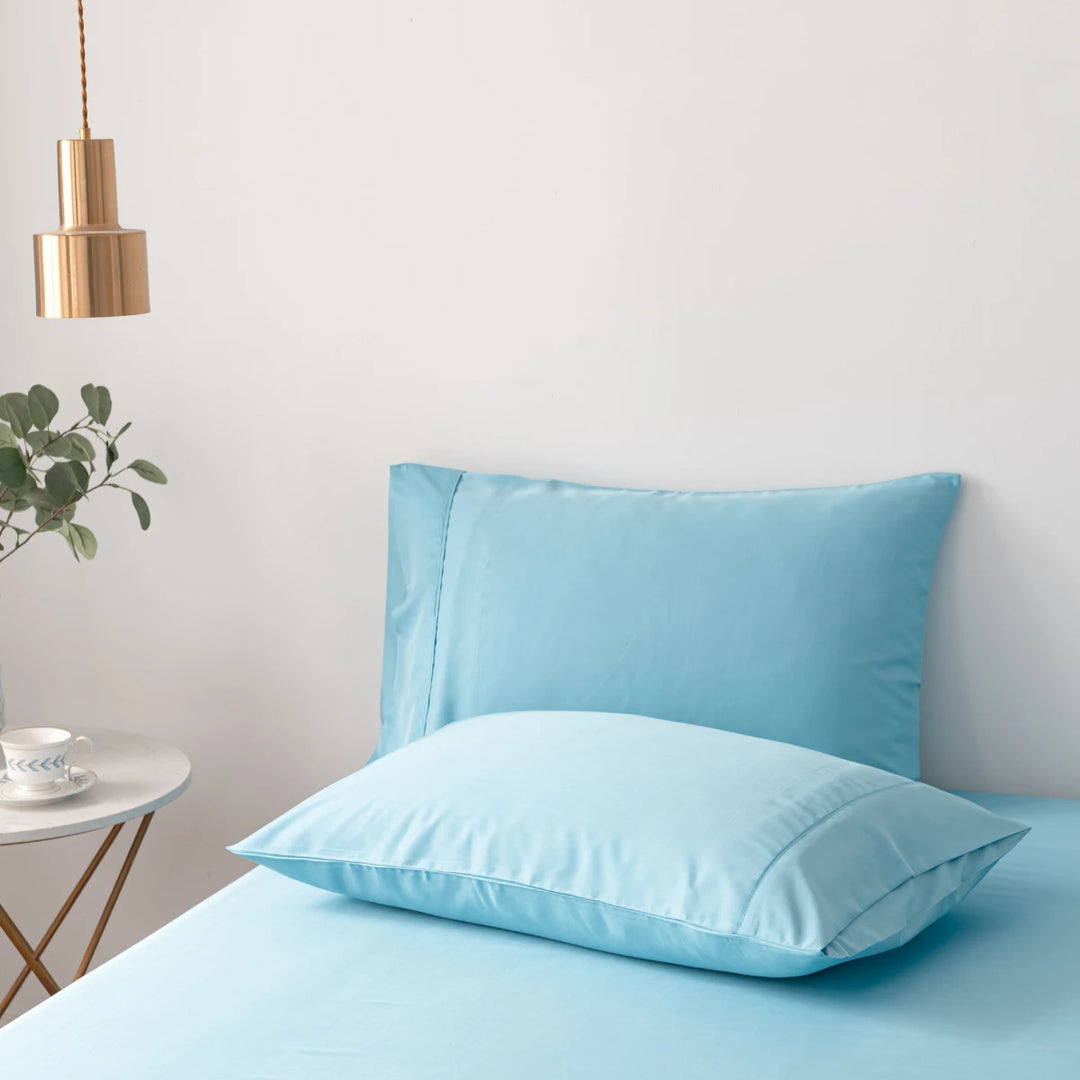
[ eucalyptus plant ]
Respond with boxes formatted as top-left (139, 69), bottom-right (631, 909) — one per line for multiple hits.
top-left (0, 384), bottom-right (166, 566)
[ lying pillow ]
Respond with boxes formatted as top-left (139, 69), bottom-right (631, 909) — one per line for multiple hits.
top-left (377, 465), bottom-right (960, 777)
top-left (232, 711), bottom-right (1027, 978)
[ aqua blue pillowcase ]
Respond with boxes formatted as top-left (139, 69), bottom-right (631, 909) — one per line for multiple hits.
top-left (377, 466), bottom-right (960, 777)
top-left (233, 712), bottom-right (1027, 978)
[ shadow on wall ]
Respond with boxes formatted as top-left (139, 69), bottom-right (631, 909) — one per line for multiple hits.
top-left (920, 476), bottom-right (1080, 797)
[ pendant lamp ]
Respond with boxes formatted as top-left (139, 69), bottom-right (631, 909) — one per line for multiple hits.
top-left (34, 1), bottom-right (149, 318)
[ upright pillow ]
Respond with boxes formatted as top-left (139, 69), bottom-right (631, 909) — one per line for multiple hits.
top-left (233, 711), bottom-right (1027, 978)
top-left (377, 465), bottom-right (959, 776)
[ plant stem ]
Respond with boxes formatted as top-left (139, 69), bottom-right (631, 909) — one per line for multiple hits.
top-left (1, 415), bottom-right (96, 548)
top-left (0, 470), bottom-right (115, 566)
top-left (24, 415), bottom-right (92, 469)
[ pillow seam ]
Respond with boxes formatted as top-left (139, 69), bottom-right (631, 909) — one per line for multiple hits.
top-left (420, 470), bottom-right (464, 740)
top-left (733, 777), bottom-right (914, 934)
top-left (229, 848), bottom-right (823, 955)
top-left (822, 827), bottom-right (1029, 957)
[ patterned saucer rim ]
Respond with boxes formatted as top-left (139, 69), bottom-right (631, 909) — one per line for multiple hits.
top-left (0, 766), bottom-right (97, 805)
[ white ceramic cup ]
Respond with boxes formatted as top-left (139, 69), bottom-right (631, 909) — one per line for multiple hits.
top-left (0, 727), bottom-right (93, 792)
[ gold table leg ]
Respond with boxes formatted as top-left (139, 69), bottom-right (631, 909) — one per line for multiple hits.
top-left (76, 812), bottom-right (153, 979)
top-left (0, 812), bottom-right (154, 1021)
top-left (0, 902), bottom-right (61, 999)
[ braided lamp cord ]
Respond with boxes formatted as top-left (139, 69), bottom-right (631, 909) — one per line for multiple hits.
top-left (78, 0), bottom-right (90, 137)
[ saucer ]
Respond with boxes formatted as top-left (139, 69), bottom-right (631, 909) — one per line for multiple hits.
top-left (0, 766), bottom-right (97, 805)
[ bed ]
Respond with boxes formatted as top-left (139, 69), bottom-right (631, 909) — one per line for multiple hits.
top-left (2, 791), bottom-right (1077, 1078)
top-left (5, 467), bottom-right (1078, 1074)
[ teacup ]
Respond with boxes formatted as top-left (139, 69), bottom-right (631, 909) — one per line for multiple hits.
top-left (0, 727), bottom-right (93, 792)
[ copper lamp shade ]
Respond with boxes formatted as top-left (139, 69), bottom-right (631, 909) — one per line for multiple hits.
top-left (34, 137), bottom-right (149, 318)
top-left (33, 1), bottom-right (149, 319)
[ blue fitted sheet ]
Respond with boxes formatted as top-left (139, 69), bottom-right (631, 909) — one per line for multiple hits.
top-left (2, 793), bottom-right (1078, 1078)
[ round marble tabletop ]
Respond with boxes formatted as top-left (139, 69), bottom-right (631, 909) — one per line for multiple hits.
top-left (0, 727), bottom-right (190, 845)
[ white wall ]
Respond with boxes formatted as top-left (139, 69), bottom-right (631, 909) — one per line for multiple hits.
top-left (2, 0), bottom-right (1078, 1018)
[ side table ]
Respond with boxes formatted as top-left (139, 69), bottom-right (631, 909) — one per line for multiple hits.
top-left (0, 727), bottom-right (190, 1020)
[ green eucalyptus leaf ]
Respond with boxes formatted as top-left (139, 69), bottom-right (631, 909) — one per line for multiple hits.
top-left (129, 459), bottom-right (167, 484)
top-left (96, 387), bottom-right (112, 425)
top-left (71, 460), bottom-right (90, 493)
top-left (36, 505), bottom-right (73, 530)
top-left (58, 519), bottom-right (80, 561)
top-left (68, 522), bottom-right (98, 560)
top-left (44, 435), bottom-right (75, 458)
top-left (28, 385), bottom-right (60, 429)
top-left (43, 462), bottom-right (73, 503)
top-left (34, 499), bottom-right (73, 523)
top-left (0, 447), bottom-right (27, 488)
top-left (0, 394), bottom-right (32, 439)
top-left (0, 388), bottom-right (162, 569)
top-left (12, 470), bottom-right (38, 495)
top-left (81, 384), bottom-right (113, 425)
top-left (44, 460), bottom-right (90, 505)
top-left (0, 493), bottom-right (32, 513)
top-left (41, 434), bottom-right (80, 460)
top-left (23, 487), bottom-right (58, 510)
top-left (131, 490), bottom-right (151, 530)
top-left (80, 384), bottom-right (100, 421)
top-left (26, 431), bottom-right (87, 460)
top-left (25, 430), bottom-right (55, 451)
top-left (66, 432), bottom-right (96, 462)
